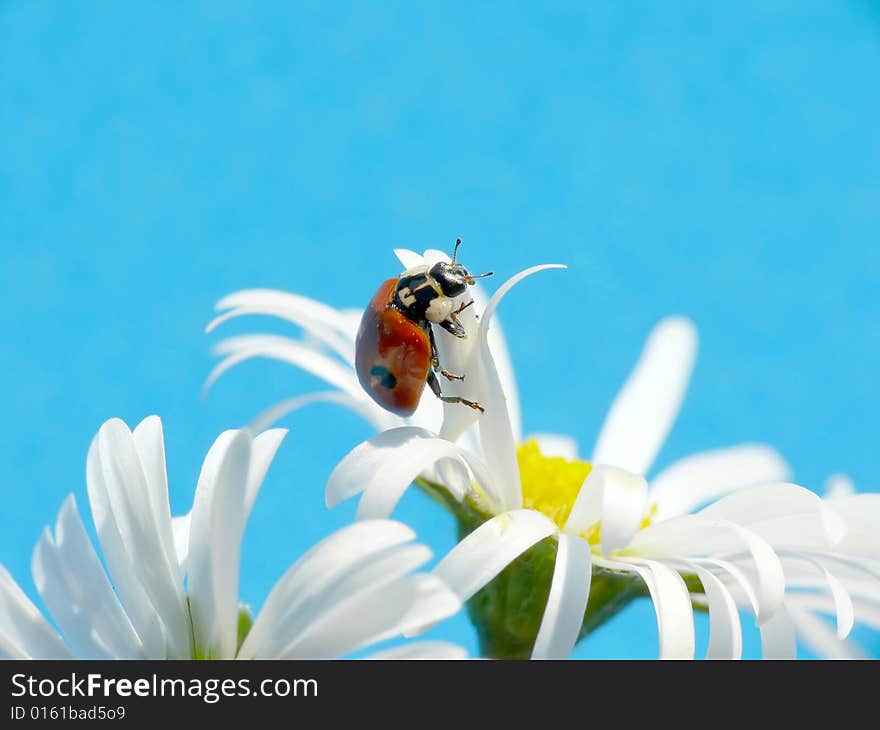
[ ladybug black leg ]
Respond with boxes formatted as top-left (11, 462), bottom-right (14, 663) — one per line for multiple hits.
top-left (427, 370), bottom-right (484, 413)
top-left (454, 299), bottom-right (475, 315)
top-left (429, 328), bottom-right (465, 382)
top-left (437, 314), bottom-right (467, 339)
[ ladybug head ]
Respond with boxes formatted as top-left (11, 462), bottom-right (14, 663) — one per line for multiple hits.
top-left (429, 261), bottom-right (472, 297)
top-left (429, 238), bottom-right (494, 297)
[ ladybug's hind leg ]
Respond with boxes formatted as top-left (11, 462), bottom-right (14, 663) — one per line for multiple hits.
top-left (427, 370), bottom-right (484, 413)
top-left (429, 327), bottom-right (465, 382)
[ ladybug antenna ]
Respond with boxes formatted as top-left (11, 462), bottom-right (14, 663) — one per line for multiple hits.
top-left (470, 271), bottom-right (494, 280)
top-left (451, 237), bottom-right (463, 264)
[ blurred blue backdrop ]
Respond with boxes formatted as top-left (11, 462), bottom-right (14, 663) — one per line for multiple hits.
top-left (1, 1), bottom-right (878, 658)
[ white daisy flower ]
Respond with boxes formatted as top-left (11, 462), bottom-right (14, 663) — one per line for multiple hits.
top-left (0, 416), bottom-right (463, 660)
top-left (319, 264), bottom-right (874, 659)
top-left (207, 249), bottom-right (880, 659)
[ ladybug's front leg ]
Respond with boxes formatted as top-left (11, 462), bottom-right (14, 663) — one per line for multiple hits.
top-left (427, 370), bottom-right (484, 413)
top-left (429, 327), bottom-right (465, 382)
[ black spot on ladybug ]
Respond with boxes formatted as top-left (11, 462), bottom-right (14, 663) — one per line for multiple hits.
top-left (370, 365), bottom-right (398, 390)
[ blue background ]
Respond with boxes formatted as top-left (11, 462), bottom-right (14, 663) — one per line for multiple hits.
top-left (1, 1), bottom-right (878, 658)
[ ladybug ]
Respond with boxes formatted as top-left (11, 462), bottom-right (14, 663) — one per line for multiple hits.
top-left (355, 238), bottom-right (493, 417)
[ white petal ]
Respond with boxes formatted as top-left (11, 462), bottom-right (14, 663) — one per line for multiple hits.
top-left (171, 513), bottom-right (190, 571)
top-left (250, 391), bottom-right (397, 434)
top-left (592, 317), bottom-right (697, 475)
top-left (824, 474), bottom-right (856, 499)
top-left (825, 494), bottom-right (880, 554)
top-left (209, 288), bottom-right (355, 362)
top-left (622, 558), bottom-right (695, 659)
top-left (649, 445), bottom-right (792, 521)
top-left (627, 515), bottom-right (785, 624)
top-left (241, 520), bottom-right (418, 659)
top-left (204, 334), bottom-right (365, 402)
top-left (0, 564), bottom-right (70, 658)
top-left (789, 591), bottom-right (880, 630)
top-left (564, 465), bottom-right (648, 555)
top-left (86, 424), bottom-right (172, 656)
top-left (366, 641), bottom-right (468, 659)
top-left (531, 535), bottom-right (592, 659)
top-left (433, 510), bottom-right (558, 602)
top-left (690, 563), bottom-right (743, 659)
top-left (276, 574), bottom-right (460, 659)
top-left (759, 607), bottom-right (797, 659)
top-left (257, 542), bottom-right (435, 657)
top-left (0, 629), bottom-right (31, 659)
top-left (787, 604), bottom-right (866, 659)
top-left (131, 417), bottom-right (179, 575)
top-left (32, 497), bottom-right (144, 658)
top-left (475, 264), bottom-right (567, 511)
top-left (473, 276), bottom-right (521, 443)
top-left (528, 433), bottom-right (580, 460)
top-left (698, 483), bottom-right (847, 547)
top-left (777, 553), bottom-right (854, 639)
top-left (325, 427), bottom-right (498, 518)
top-left (433, 277), bottom-right (520, 446)
top-left (393, 248), bottom-right (426, 270)
top-left (187, 430), bottom-right (252, 658)
top-left (243, 429), bottom-right (288, 516)
top-left (92, 419), bottom-right (189, 656)
top-left (691, 558), bottom-right (763, 622)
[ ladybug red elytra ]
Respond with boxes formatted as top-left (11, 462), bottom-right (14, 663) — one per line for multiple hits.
top-left (355, 238), bottom-right (493, 417)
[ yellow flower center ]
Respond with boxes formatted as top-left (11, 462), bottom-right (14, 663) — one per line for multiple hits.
top-left (518, 440), bottom-right (592, 529)
top-left (516, 440), bottom-right (656, 547)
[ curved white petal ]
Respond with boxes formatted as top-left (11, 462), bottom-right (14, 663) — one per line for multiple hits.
top-left (326, 427), bottom-right (498, 518)
top-left (241, 520), bottom-right (418, 659)
top-left (627, 515), bottom-right (785, 624)
top-left (649, 445), bottom-right (792, 521)
top-left (210, 288), bottom-right (355, 362)
top-left (433, 510), bottom-right (558, 602)
top-left (691, 558), bottom-right (762, 622)
top-left (187, 430), bottom-right (252, 658)
top-left (759, 607), bottom-right (797, 659)
top-left (565, 465), bottom-right (648, 555)
top-left (215, 288), bottom-right (356, 333)
top-left (777, 554), bottom-right (854, 639)
top-left (276, 574), bottom-right (460, 659)
top-left (434, 274), bottom-right (522, 446)
top-left (244, 429), bottom-right (288, 516)
top-left (690, 563), bottom-right (743, 659)
top-left (0, 564), bottom-right (71, 659)
top-left (787, 591), bottom-right (880, 632)
top-left (250, 391), bottom-right (398, 434)
top-left (619, 558), bottom-right (695, 659)
top-left (787, 604), bottom-right (866, 659)
top-left (697, 483), bottom-right (847, 547)
top-left (366, 641), bottom-right (468, 659)
top-left (531, 535), bottom-right (592, 659)
top-left (592, 317), bottom-right (697, 476)
top-left (475, 264), bottom-right (566, 511)
top-left (32, 497), bottom-right (144, 658)
top-left (205, 335), bottom-right (365, 402)
top-left (527, 433), bottom-right (580, 460)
